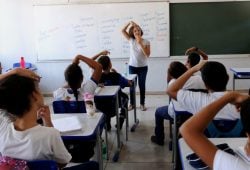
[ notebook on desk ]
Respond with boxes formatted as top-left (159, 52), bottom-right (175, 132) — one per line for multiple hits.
top-left (52, 116), bottom-right (82, 133)
top-left (236, 146), bottom-right (250, 165)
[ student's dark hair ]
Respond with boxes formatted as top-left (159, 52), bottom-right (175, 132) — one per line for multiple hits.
top-left (0, 75), bottom-right (36, 117)
top-left (168, 61), bottom-right (187, 79)
top-left (201, 61), bottom-right (229, 91)
top-left (128, 25), bottom-right (143, 39)
top-left (240, 98), bottom-right (250, 134)
top-left (64, 63), bottom-right (83, 101)
top-left (188, 52), bottom-right (201, 67)
top-left (97, 55), bottom-right (110, 71)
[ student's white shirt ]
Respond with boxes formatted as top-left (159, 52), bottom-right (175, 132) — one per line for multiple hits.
top-left (177, 90), bottom-right (240, 120)
top-left (214, 150), bottom-right (250, 170)
top-left (0, 112), bottom-right (72, 163)
top-left (53, 79), bottom-right (97, 101)
top-left (168, 75), bottom-right (206, 118)
top-left (129, 38), bottom-right (150, 67)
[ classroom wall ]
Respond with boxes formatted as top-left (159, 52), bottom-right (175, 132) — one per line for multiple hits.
top-left (0, 0), bottom-right (250, 95)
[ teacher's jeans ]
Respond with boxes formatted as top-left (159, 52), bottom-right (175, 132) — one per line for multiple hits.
top-left (129, 65), bottom-right (148, 106)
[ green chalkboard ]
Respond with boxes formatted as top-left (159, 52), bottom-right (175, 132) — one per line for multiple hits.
top-left (170, 2), bottom-right (250, 56)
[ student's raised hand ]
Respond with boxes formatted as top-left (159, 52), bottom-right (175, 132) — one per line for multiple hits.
top-left (185, 46), bottom-right (197, 55)
top-left (228, 91), bottom-right (249, 111)
top-left (100, 50), bottom-right (110, 56)
top-left (72, 55), bottom-right (81, 65)
top-left (37, 105), bottom-right (53, 127)
top-left (110, 68), bottom-right (117, 73)
top-left (190, 60), bottom-right (207, 72)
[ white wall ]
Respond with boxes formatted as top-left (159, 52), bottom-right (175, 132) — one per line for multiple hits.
top-left (1, 0), bottom-right (249, 94)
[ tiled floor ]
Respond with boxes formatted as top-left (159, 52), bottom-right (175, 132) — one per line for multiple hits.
top-left (45, 94), bottom-right (173, 170)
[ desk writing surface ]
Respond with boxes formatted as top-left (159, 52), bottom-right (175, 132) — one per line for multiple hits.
top-left (51, 113), bottom-right (103, 136)
top-left (230, 68), bottom-right (250, 75)
top-left (95, 86), bottom-right (120, 96)
top-left (179, 138), bottom-right (247, 170)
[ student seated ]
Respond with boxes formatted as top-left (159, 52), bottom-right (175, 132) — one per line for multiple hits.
top-left (184, 46), bottom-right (208, 69)
top-left (92, 54), bottom-right (132, 130)
top-left (53, 52), bottom-right (104, 101)
top-left (53, 52), bottom-right (104, 162)
top-left (167, 60), bottom-right (240, 121)
top-left (151, 47), bottom-right (207, 146)
top-left (180, 91), bottom-right (250, 170)
top-left (0, 69), bottom-right (71, 169)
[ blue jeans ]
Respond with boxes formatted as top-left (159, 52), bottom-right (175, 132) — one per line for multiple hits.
top-left (154, 105), bottom-right (173, 142)
top-left (129, 65), bottom-right (148, 105)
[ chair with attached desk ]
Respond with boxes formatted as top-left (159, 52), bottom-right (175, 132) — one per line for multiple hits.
top-left (52, 100), bottom-right (108, 166)
top-left (172, 110), bottom-right (193, 169)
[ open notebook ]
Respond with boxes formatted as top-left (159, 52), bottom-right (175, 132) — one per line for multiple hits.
top-left (236, 146), bottom-right (250, 165)
top-left (52, 116), bottom-right (82, 133)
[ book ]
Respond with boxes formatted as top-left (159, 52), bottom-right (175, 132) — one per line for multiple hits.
top-left (236, 146), bottom-right (250, 165)
top-left (52, 116), bottom-right (82, 133)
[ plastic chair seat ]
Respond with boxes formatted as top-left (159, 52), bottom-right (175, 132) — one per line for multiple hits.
top-left (205, 119), bottom-right (243, 138)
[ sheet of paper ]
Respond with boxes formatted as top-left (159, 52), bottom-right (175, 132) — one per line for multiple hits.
top-left (236, 146), bottom-right (250, 165)
top-left (52, 116), bottom-right (82, 133)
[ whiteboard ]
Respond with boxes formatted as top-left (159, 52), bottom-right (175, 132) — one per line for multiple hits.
top-left (34, 2), bottom-right (169, 61)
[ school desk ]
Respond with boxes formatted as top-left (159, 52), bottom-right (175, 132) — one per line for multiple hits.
top-left (230, 68), bottom-right (250, 90)
top-left (51, 112), bottom-right (104, 170)
top-left (94, 85), bottom-right (124, 162)
top-left (125, 74), bottom-right (139, 132)
top-left (178, 137), bottom-right (247, 170)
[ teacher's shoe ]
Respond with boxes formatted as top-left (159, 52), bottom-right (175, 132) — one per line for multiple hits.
top-left (128, 104), bottom-right (134, 111)
top-left (140, 105), bottom-right (147, 111)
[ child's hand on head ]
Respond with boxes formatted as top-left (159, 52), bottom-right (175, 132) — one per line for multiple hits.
top-left (101, 50), bottom-right (110, 56)
top-left (185, 46), bottom-right (196, 55)
top-left (72, 55), bottom-right (81, 65)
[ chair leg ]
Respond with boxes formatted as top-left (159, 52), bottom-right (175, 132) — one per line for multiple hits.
top-left (104, 124), bottom-right (109, 160)
top-left (124, 107), bottom-right (129, 141)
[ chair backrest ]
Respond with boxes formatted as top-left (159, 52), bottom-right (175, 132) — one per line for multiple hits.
top-left (94, 95), bottom-right (117, 117)
top-left (175, 110), bottom-right (193, 130)
top-left (53, 100), bottom-right (86, 113)
top-left (205, 119), bottom-right (244, 138)
top-left (13, 62), bottom-right (32, 68)
top-left (27, 160), bottom-right (58, 170)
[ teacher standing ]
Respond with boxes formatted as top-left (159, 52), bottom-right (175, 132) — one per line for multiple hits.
top-left (122, 21), bottom-right (150, 111)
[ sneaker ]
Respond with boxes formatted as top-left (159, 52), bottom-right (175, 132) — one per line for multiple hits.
top-left (128, 104), bottom-right (134, 111)
top-left (140, 105), bottom-right (147, 111)
top-left (151, 135), bottom-right (164, 146)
